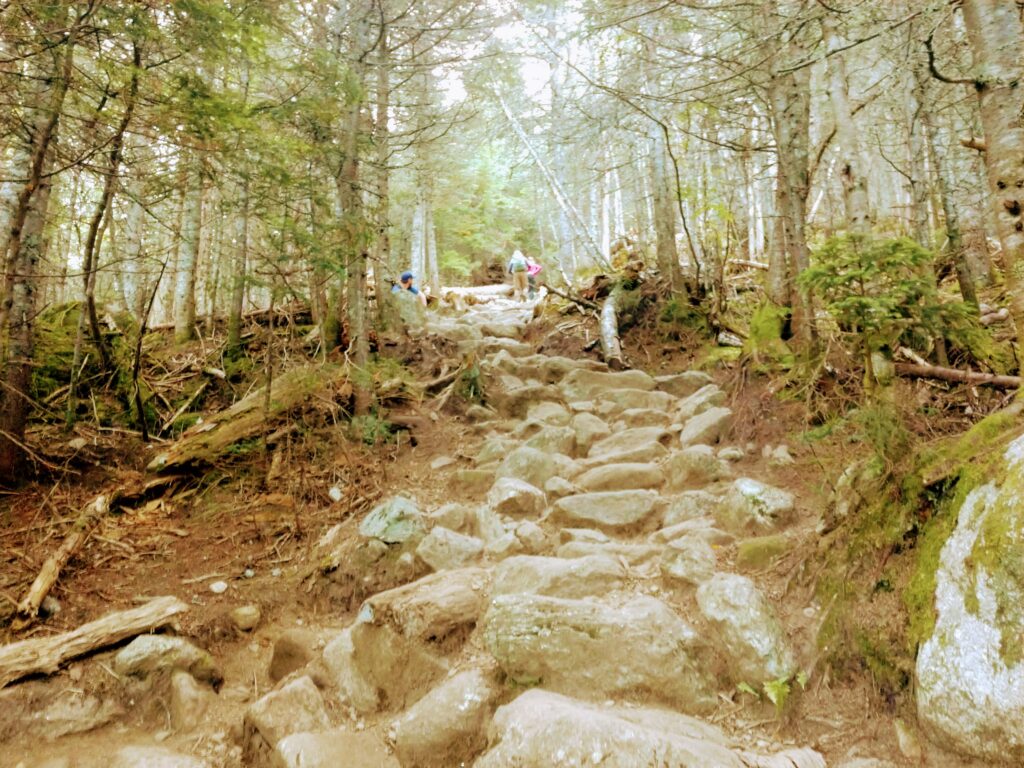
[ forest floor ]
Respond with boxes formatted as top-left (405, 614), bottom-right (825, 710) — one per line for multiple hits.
top-left (0, 286), bottom-right (994, 767)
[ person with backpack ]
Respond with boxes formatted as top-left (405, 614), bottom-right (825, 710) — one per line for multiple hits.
top-left (526, 257), bottom-right (542, 299)
top-left (507, 249), bottom-right (529, 301)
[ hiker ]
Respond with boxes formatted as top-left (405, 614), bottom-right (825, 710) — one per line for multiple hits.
top-left (526, 257), bottom-right (542, 299)
top-left (507, 249), bottom-right (529, 301)
top-left (392, 270), bottom-right (427, 307)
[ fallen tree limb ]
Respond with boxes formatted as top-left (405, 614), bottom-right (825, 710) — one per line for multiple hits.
top-left (0, 595), bottom-right (188, 688)
top-left (159, 380), bottom-right (209, 435)
top-left (148, 363), bottom-right (351, 472)
top-left (600, 291), bottom-right (625, 370)
top-left (895, 362), bottom-right (1021, 389)
top-left (15, 493), bottom-right (114, 626)
top-left (543, 283), bottom-right (599, 312)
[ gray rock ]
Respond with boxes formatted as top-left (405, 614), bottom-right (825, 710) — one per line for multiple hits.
top-left (476, 689), bottom-right (740, 768)
top-left (595, 388), bottom-right (674, 414)
top-left (483, 594), bottom-right (716, 713)
top-left (114, 635), bottom-right (220, 686)
top-left (559, 527), bottom-right (610, 544)
top-left (244, 677), bottom-right (331, 760)
top-left (359, 496), bottom-right (426, 545)
top-left (169, 671), bottom-right (215, 732)
top-left (663, 490), bottom-right (724, 526)
top-left (677, 384), bottom-right (727, 421)
top-left (485, 531), bottom-right (524, 559)
top-left (524, 425), bottom-right (577, 456)
top-left (560, 368), bottom-right (655, 401)
top-left (480, 321), bottom-right (520, 339)
top-left (614, 407), bottom-right (673, 428)
top-left (493, 554), bottom-right (627, 599)
top-left (495, 446), bottom-right (560, 489)
top-left (716, 478), bottom-right (795, 533)
top-left (230, 605), bottom-right (261, 632)
top-left (513, 520), bottom-right (550, 553)
top-left (473, 505), bottom-right (506, 543)
top-left (661, 536), bottom-right (717, 587)
top-left (769, 444), bottom-right (796, 466)
top-left (697, 573), bottom-right (795, 685)
top-left (526, 401), bottom-right (571, 426)
top-left (665, 445), bottom-right (732, 490)
top-left (320, 627), bottom-right (379, 714)
top-left (1, 689), bottom-right (120, 741)
top-left (543, 475), bottom-right (576, 499)
top-left (415, 527), bottom-right (484, 571)
top-left (272, 730), bottom-right (398, 768)
top-left (550, 490), bottom-right (662, 533)
top-left (350, 568), bottom-right (489, 710)
top-left (654, 517), bottom-right (736, 547)
top-left (679, 406), bottom-right (733, 447)
top-left (487, 477), bottom-right (546, 518)
top-left (476, 437), bottom-right (519, 465)
top-left (586, 426), bottom-right (672, 465)
top-left (427, 502), bottom-right (472, 532)
top-left (110, 746), bottom-right (210, 768)
top-left (570, 412), bottom-right (611, 455)
top-left (576, 462), bottom-right (664, 492)
top-left (490, 383), bottom-right (561, 419)
top-left (718, 446), bottom-right (745, 462)
top-left (655, 371), bottom-right (714, 398)
top-left (556, 541), bottom-right (661, 566)
top-left (916, 438), bottom-right (1024, 762)
top-left (269, 629), bottom-right (320, 683)
top-left (393, 668), bottom-right (501, 768)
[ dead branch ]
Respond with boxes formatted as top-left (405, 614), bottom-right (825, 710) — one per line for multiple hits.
top-left (895, 362), bottom-right (1021, 389)
top-left (0, 596), bottom-right (188, 688)
top-left (600, 291), bottom-right (625, 370)
top-left (960, 136), bottom-right (987, 153)
top-left (544, 283), bottom-right (599, 311)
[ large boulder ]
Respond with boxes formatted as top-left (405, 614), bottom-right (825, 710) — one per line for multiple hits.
top-left (475, 690), bottom-right (741, 768)
top-left (349, 568), bottom-right (490, 710)
top-left (524, 425), bottom-right (577, 456)
top-left (586, 426), bottom-right (673, 465)
top-left (661, 535), bottom-right (717, 588)
top-left (560, 368), bottom-right (655, 401)
top-left (489, 383), bottom-right (561, 419)
top-left (525, 401), bottom-right (571, 426)
top-left (492, 554), bottom-right (628, 599)
top-left (496, 446), bottom-right (575, 489)
top-left (113, 635), bottom-right (220, 687)
top-left (917, 435), bottom-right (1024, 763)
top-left (576, 462), bottom-right (665, 492)
top-left (571, 412), bottom-right (611, 455)
top-left (486, 477), bottom-right (546, 518)
top-left (550, 490), bottom-right (662, 533)
top-left (415, 527), bottom-right (484, 571)
top-left (614, 407), bottom-right (673, 429)
top-left (655, 371), bottom-right (714, 398)
top-left (319, 627), bottom-right (379, 713)
top-left (359, 496), bottom-right (426, 545)
top-left (663, 490), bottom-right (724, 527)
top-left (676, 384), bottom-right (727, 421)
top-left (696, 573), bottom-right (795, 685)
top-left (483, 594), bottom-right (716, 713)
top-left (272, 730), bottom-right (398, 768)
top-left (243, 677), bottom-right (331, 763)
top-left (679, 407), bottom-right (733, 447)
top-left (715, 478), bottom-right (795, 534)
top-left (595, 388), bottom-right (675, 414)
top-left (665, 446), bottom-right (731, 490)
top-left (392, 667), bottom-right (502, 768)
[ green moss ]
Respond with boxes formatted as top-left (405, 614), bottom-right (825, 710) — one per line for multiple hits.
top-left (743, 304), bottom-right (794, 369)
top-left (736, 534), bottom-right (790, 570)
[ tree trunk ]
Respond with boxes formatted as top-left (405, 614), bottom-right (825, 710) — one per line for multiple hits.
top-left (650, 123), bottom-right (681, 292)
top-left (961, 0), bottom-right (1024, 343)
top-left (174, 157), bottom-right (204, 344)
top-left (373, 25), bottom-right (396, 329)
top-left (0, 19), bottom-right (76, 481)
top-left (227, 177), bottom-right (249, 350)
top-left (823, 17), bottom-right (871, 235)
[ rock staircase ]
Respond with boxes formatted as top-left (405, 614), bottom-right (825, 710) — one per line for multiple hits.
top-left (8, 290), bottom-right (880, 768)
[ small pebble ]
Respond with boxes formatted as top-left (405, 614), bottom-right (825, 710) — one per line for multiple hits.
top-left (209, 580), bottom-right (228, 594)
top-left (40, 595), bottom-right (61, 617)
top-left (243, 568), bottom-right (255, 579)
top-left (271, 568), bottom-right (282, 577)
top-left (230, 604), bottom-right (261, 631)
top-left (328, 486), bottom-right (343, 502)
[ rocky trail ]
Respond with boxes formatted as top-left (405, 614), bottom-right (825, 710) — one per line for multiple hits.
top-left (3, 289), bottom-right (931, 768)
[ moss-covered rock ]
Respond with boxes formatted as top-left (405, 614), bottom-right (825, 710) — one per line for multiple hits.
top-left (735, 534), bottom-right (789, 570)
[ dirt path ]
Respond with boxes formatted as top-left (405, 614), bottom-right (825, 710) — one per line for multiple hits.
top-left (2, 288), bottom-right (963, 767)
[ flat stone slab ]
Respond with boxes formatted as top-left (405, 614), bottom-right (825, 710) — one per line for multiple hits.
top-left (556, 540), bottom-right (661, 565)
top-left (655, 371), bottom-right (714, 398)
top-left (493, 554), bottom-right (628, 599)
top-left (487, 477), bottom-right (546, 518)
top-left (576, 462), bottom-right (665, 492)
top-left (676, 384), bottom-right (727, 421)
top-left (560, 368), bottom-right (656, 400)
top-left (550, 490), bottom-right (662, 533)
top-left (586, 426), bottom-right (672, 465)
top-left (596, 388), bottom-right (675, 414)
top-left (679, 406), bottom-right (733, 447)
top-left (476, 690), bottom-right (741, 768)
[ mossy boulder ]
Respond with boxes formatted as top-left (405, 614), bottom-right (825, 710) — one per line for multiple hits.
top-left (916, 433), bottom-right (1024, 763)
top-left (735, 534), bottom-right (790, 571)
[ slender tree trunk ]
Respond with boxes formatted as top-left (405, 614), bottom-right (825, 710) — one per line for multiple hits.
top-left (174, 157), bottom-right (204, 344)
top-left (823, 17), bottom-right (871, 235)
top-left (961, 0), bottom-right (1024, 344)
top-left (649, 124), bottom-right (681, 292)
top-left (227, 177), bottom-right (249, 350)
top-left (372, 24), bottom-right (395, 329)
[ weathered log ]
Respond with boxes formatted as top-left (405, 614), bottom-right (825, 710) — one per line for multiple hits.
top-left (0, 595), bottom-right (188, 688)
top-left (147, 363), bottom-right (351, 472)
top-left (15, 494), bottom-right (114, 625)
top-left (544, 283), bottom-right (599, 311)
top-left (895, 362), bottom-right (1021, 389)
top-left (600, 291), bottom-right (625, 370)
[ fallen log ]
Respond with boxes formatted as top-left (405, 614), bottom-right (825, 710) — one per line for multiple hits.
top-left (147, 363), bottom-right (351, 472)
top-left (600, 290), bottom-right (625, 370)
top-left (0, 595), bottom-right (188, 688)
top-left (544, 283), bottom-right (599, 311)
top-left (15, 494), bottom-right (114, 626)
top-left (895, 362), bottom-right (1021, 389)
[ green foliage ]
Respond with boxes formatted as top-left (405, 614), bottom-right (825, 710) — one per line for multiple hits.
top-left (799, 235), bottom-right (983, 359)
top-left (736, 672), bottom-right (808, 718)
top-left (439, 249), bottom-right (476, 280)
top-left (459, 363), bottom-right (484, 403)
top-left (349, 414), bottom-right (394, 445)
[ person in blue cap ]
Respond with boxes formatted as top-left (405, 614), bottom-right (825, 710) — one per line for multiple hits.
top-left (392, 270), bottom-right (427, 307)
